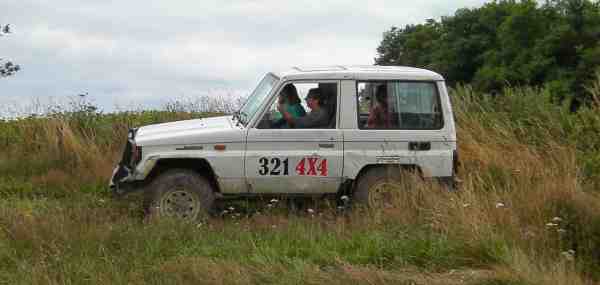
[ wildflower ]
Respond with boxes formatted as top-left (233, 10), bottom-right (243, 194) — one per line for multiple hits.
top-left (495, 202), bottom-right (505, 208)
top-left (546, 222), bottom-right (558, 227)
top-left (340, 195), bottom-right (349, 201)
top-left (228, 206), bottom-right (235, 211)
top-left (561, 250), bottom-right (575, 261)
top-left (270, 198), bottom-right (279, 203)
top-left (552, 217), bottom-right (562, 223)
top-left (307, 208), bottom-right (315, 214)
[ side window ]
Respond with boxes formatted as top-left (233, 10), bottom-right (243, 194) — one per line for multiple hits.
top-left (257, 82), bottom-right (337, 129)
top-left (357, 81), bottom-right (443, 130)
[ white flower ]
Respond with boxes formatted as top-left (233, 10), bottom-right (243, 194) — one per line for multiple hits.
top-left (552, 217), bottom-right (563, 223)
top-left (495, 202), bottom-right (505, 208)
top-left (561, 250), bottom-right (575, 261)
top-left (228, 206), bottom-right (235, 211)
top-left (270, 198), bottom-right (279, 203)
top-left (546, 222), bottom-right (558, 227)
top-left (307, 208), bottom-right (315, 214)
top-left (340, 195), bottom-right (349, 201)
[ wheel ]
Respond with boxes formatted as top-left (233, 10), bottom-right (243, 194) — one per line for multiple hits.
top-left (145, 169), bottom-right (215, 220)
top-left (353, 166), bottom-right (410, 208)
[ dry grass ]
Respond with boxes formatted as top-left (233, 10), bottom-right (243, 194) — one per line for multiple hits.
top-left (1, 85), bottom-right (600, 284)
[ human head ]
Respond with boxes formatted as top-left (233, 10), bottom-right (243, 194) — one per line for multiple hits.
top-left (280, 84), bottom-right (301, 104)
top-left (305, 88), bottom-right (322, 109)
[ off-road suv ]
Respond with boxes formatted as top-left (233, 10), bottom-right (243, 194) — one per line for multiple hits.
top-left (110, 65), bottom-right (458, 219)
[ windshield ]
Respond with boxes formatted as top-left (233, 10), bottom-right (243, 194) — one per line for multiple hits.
top-left (238, 73), bottom-right (279, 126)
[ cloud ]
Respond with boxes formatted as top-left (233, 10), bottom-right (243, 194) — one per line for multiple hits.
top-left (0, 0), bottom-right (489, 116)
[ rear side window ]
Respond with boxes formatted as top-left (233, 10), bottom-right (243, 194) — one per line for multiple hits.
top-left (357, 81), bottom-right (443, 130)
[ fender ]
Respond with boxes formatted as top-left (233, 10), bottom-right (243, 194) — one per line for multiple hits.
top-left (133, 151), bottom-right (247, 194)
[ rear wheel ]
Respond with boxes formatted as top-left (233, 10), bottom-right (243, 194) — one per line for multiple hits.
top-left (145, 169), bottom-right (215, 220)
top-left (353, 166), bottom-right (411, 208)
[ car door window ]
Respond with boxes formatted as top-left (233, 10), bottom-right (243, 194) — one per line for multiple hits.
top-left (257, 82), bottom-right (337, 129)
top-left (357, 81), bottom-right (443, 130)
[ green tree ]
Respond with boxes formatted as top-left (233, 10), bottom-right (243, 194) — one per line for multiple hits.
top-left (1, 24), bottom-right (21, 77)
top-left (375, 0), bottom-right (600, 109)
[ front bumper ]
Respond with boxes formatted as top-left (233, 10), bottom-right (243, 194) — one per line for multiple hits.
top-left (109, 164), bottom-right (138, 195)
top-left (109, 128), bottom-right (141, 196)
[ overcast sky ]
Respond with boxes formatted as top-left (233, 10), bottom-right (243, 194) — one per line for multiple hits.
top-left (1, 0), bottom-right (489, 116)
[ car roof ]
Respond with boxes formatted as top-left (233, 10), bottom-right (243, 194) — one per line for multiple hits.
top-left (276, 65), bottom-right (444, 81)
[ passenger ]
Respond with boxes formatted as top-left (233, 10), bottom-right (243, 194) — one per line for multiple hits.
top-left (272, 84), bottom-right (306, 128)
top-left (279, 88), bottom-right (329, 128)
top-left (367, 85), bottom-right (392, 128)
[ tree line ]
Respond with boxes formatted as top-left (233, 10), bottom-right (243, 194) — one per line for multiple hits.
top-left (375, 0), bottom-right (600, 110)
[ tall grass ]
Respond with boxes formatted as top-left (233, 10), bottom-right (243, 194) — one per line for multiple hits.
top-left (1, 83), bottom-right (600, 284)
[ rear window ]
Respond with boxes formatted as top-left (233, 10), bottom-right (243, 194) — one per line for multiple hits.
top-left (357, 81), bottom-right (443, 130)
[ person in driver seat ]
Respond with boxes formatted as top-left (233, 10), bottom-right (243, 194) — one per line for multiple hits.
top-left (278, 88), bottom-right (329, 128)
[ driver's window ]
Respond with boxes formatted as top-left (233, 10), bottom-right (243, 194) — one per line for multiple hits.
top-left (257, 82), bottom-right (337, 129)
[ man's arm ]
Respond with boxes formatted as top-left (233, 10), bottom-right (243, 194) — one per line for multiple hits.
top-left (295, 109), bottom-right (328, 128)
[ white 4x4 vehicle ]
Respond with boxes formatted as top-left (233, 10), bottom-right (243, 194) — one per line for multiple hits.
top-left (110, 65), bottom-right (457, 219)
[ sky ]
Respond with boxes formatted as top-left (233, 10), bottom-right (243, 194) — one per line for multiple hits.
top-left (1, 0), bottom-right (489, 116)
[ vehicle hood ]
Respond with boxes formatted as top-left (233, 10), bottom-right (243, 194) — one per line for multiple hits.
top-left (134, 115), bottom-right (243, 146)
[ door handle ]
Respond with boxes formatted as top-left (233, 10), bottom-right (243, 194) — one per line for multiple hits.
top-left (319, 143), bottom-right (335, 148)
top-left (409, 141), bottom-right (431, 151)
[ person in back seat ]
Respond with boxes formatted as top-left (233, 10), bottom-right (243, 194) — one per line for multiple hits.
top-left (278, 88), bottom-right (329, 128)
top-left (367, 85), bottom-right (392, 128)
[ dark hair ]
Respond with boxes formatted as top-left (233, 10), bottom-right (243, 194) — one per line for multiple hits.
top-left (280, 84), bottom-right (301, 105)
top-left (375, 85), bottom-right (387, 107)
top-left (306, 88), bottom-right (322, 101)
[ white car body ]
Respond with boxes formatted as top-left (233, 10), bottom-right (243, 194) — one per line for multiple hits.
top-left (110, 65), bottom-right (457, 197)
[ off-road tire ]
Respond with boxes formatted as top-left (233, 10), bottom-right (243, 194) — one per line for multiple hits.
top-left (144, 169), bottom-right (215, 220)
top-left (353, 166), bottom-right (406, 208)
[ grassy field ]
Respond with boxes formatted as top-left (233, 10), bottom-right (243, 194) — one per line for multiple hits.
top-left (1, 83), bottom-right (600, 284)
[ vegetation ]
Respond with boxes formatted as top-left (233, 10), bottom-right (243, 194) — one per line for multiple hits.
top-left (375, 0), bottom-right (600, 109)
top-left (1, 81), bottom-right (599, 284)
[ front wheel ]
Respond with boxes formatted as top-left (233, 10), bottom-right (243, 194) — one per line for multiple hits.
top-left (145, 169), bottom-right (215, 220)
